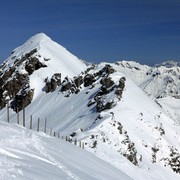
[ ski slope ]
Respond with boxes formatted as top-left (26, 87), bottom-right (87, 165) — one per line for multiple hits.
top-left (0, 121), bottom-right (131, 180)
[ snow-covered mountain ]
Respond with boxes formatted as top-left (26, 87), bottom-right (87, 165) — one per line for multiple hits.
top-left (0, 121), bottom-right (131, 180)
top-left (113, 60), bottom-right (180, 99)
top-left (0, 33), bottom-right (180, 180)
top-left (0, 33), bottom-right (86, 110)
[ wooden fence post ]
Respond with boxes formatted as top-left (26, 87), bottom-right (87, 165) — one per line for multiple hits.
top-left (44, 118), bottom-right (47, 133)
top-left (23, 107), bottom-right (25, 127)
top-left (82, 142), bottom-right (85, 149)
top-left (30, 115), bottom-right (32, 129)
top-left (37, 118), bottom-right (40, 132)
top-left (17, 107), bottom-right (19, 125)
top-left (74, 139), bottom-right (77, 146)
top-left (7, 102), bottom-right (9, 123)
top-left (79, 141), bottom-right (81, 148)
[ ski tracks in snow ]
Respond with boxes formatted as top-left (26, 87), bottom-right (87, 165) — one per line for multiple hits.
top-left (0, 125), bottom-right (81, 180)
top-left (32, 134), bottom-right (81, 180)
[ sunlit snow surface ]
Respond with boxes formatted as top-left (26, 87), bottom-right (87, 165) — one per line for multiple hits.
top-left (0, 33), bottom-right (180, 180)
top-left (0, 122), bottom-right (131, 180)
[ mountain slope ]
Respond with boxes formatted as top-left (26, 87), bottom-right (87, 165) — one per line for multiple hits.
top-left (0, 33), bottom-right (86, 109)
top-left (0, 121), bottom-right (131, 180)
top-left (113, 60), bottom-right (180, 99)
top-left (0, 33), bottom-right (180, 180)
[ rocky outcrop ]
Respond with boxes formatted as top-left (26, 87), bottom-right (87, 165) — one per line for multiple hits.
top-left (11, 89), bottom-right (34, 112)
top-left (123, 142), bottom-right (138, 166)
top-left (45, 73), bottom-right (61, 93)
top-left (25, 57), bottom-right (47, 75)
top-left (96, 64), bottom-right (115, 77)
top-left (74, 76), bottom-right (83, 88)
top-left (100, 77), bottom-right (114, 89)
top-left (84, 74), bottom-right (95, 87)
top-left (14, 49), bottom-right (38, 66)
top-left (115, 77), bottom-right (126, 98)
top-left (60, 77), bottom-right (73, 92)
top-left (0, 72), bottom-right (29, 109)
top-left (96, 98), bottom-right (115, 112)
top-left (0, 49), bottom-right (47, 110)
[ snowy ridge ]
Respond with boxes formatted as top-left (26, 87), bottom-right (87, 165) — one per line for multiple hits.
top-left (0, 33), bottom-right (180, 179)
top-left (112, 60), bottom-right (180, 99)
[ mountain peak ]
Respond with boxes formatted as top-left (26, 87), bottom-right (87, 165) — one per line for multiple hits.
top-left (155, 60), bottom-right (180, 68)
top-left (29, 32), bottom-right (50, 41)
top-left (0, 33), bottom-right (86, 108)
top-left (22, 32), bottom-right (52, 46)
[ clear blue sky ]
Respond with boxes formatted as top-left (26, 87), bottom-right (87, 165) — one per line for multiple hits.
top-left (0, 0), bottom-right (180, 65)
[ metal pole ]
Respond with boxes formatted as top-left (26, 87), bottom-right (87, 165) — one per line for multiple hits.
top-left (30, 115), bottom-right (32, 129)
top-left (17, 107), bottom-right (19, 124)
top-left (23, 107), bottom-right (25, 127)
top-left (44, 118), bottom-right (47, 133)
top-left (7, 102), bottom-right (9, 123)
top-left (37, 118), bottom-right (40, 132)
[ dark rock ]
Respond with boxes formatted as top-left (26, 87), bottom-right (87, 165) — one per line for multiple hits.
top-left (11, 89), bottom-right (34, 111)
top-left (25, 57), bottom-right (47, 75)
top-left (74, 76), bottom-right (83, 88)
top-left (91, 140), bottom-right (97, 148)
top-left (123, 142), bottom-right (138, 166)
top-left (0, 72), bottom-right (29, 109)
top-left (96, 99), bottom-right (115, 112)
top-left (45, 73), bottom-right (61, 93)
top-left (98, 65), bottom-right (115, 76)
top-left (1, 66), bottom-right (15, 82)
top-left (115, 77), bottom-right (126, 99)
top-left (45, 82), bottom-right (52, 93)
top-left (61, 82), bottom-right (72, 92)
top-left (14, 49), bottom-right (38, 66)
top-left (84, 65), bottom-right (95, 74)
top-left (100, 77), bottom-right (114, 89)
top-left (84, 74), bottom-right (95, 87)
top-left (87, 99), bottom-right (96, 107)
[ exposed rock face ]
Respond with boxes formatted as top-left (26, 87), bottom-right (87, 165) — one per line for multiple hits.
top-left (115, 77), bottom-right (126, 98)
top-left (11, 89), bottom-right (34, 112)
top-left (45, 73), bottom-right (61, 93)
top-left (163, 148), bottom-right (180, 173)
top-left (84, 74), bottom-right (95, 87)
top-left (100, 77), bottom-right (114, 89)
top-left (14, 49), bottom-right (38, 66)
top-left (74, 76), bottom-right (83, 88)
top-left (0, 48), bottom-right (47, 111)
top-left (97, 64), bottom-right (115, 76)
top-left (123, 142), bottom-right (138, 166)
top-left (96, 98), bottom-right (115, 112)
top-left (84, 65), bottom-right (125, 112)
top-left (0, 72), bottom-right (29, 109)
top-left (5, 73), bottom-right (28, 96)
top-left (25, 57), bottom-right (47, 75)
top-left (0, 66), bottom-right (15, 83)
top-left (61, 77), bottom-right (73, 92)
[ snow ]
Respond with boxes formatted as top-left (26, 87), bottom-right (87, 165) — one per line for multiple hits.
top-left (1, 67), bottom-right (179, 179)
top-left (4, 33), bottom-right (87, 99)
top-left (157, 97), bottom-right (180, 125)
top-left (0, 33), bottom-right (180, 180)
top-left (0, 122), bottom-right (131, 180)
